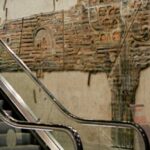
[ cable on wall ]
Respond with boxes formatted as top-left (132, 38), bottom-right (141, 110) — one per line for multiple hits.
top-left (3, 0), bottom-right (8, 21)
top-left (3, 0), bottom-right (7, 10)
top-left (53, 0), bottom-right (56, 12)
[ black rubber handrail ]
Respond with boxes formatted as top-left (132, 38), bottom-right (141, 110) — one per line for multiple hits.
top-left (0, 39), bottom-right (150, 150)
top-left (0, 108), bottom-right (83, 150)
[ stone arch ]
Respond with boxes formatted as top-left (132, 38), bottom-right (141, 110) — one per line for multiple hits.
top-left (33, 26), bottom-right (56, 55)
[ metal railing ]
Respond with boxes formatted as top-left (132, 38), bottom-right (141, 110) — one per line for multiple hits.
top-left (0, 108), bottom-right (83, 150)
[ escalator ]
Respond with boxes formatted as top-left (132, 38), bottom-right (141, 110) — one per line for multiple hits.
top-left (0, 93), bottom-right (57, 150)
top-left (0, 98), bottom-right (42, 150)
top-left (0, 98), bottom-right (83, 150)
top-left (0, 73), bottom-right (83, 150)
top-left (0, 39), bottom-right (150, 150)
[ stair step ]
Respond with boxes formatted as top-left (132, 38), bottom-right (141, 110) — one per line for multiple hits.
top-left (0, 145), bottom-right (41, 150)
top-left (0, 100), bottom-right (4, 108)
top-left (0, 122), bottom-right (16, 133)
top-left (0, 133), bottom-right (31, 146)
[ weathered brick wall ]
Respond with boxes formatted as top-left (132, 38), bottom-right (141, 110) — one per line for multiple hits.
top-left (0, 0), bottom-right (150, 148)
top-left (0, 12), bottom-right (64, 71)
top-left (0, 1), bottom-right (123, 72)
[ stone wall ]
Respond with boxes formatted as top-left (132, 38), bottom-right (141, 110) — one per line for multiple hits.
top-left (0, 0), bottom-right (150, 121)
top-left (0, 0), bottom-right (122, 72)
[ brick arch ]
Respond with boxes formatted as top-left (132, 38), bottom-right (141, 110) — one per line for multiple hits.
top-left (33, 27), bottom-right (56, 55)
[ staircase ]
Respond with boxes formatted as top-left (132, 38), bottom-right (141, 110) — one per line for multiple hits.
top-left (0, 99), bottom-right (42, 150)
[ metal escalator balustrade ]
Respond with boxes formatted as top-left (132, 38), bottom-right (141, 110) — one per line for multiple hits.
top-left (0, 76), bottom-right (83, 150)
top-left (0, 75), bottom-right (65, 150)
top-left (0, 100), bottom-right (83, 150)
top-left (0, 108), bottom-right (42, 150)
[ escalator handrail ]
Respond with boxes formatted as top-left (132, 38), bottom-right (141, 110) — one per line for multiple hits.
top-left (0, 39), bottom-right (150, 150)
top-left (0, 108), bottom-right (83, 150)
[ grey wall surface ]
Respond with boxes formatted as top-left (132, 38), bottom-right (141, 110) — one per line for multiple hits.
top-left (0, 0), bottom-right (77, 23)
top-left (135, 67), bottom-right (150, 125)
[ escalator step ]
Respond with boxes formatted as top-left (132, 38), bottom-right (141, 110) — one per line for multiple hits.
top-left (0, 133), bottom-right (31, 146)
top-left (0, 145), bottom-right (41, 150)
top-left (0, 100), bottom-right (4, 108)
top-left (0, 122), bottom-right (16, 133)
